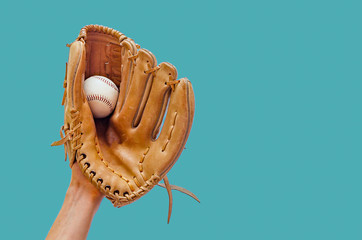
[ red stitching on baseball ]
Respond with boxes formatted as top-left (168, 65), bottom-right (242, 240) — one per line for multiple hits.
top-left (93, 76), bottom-right (119, 92)
top-left (87, 94), bottom-right (114, 110)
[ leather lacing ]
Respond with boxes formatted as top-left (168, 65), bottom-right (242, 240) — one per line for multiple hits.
top-left (77, 24), bottom-right (128, 43)
top-left (127, 52), bottom-right (181, 91)
top-left (51, 109), bottom-right (82, 162)
top-left (146, 66), bottom-right (180, 91)
top-left (52, 29), bottom-right (196, 221)
top-left (51, 111), bottom-right (199, 223)
top-left (128, 51), bottom-right (138, 64)
top-left (166, 79), bottom-right (180, 91)
top-left (144, 66), bottom-right (160, 75)
top-left (52, 84), bottom-right (194, 224)
top-left (61, 63), bottom-right (68, 106)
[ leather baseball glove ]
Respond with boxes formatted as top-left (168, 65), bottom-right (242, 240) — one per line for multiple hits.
top-left (51, 25), bottom-right (198, 222)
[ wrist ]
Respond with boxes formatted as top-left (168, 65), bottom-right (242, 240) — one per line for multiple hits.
top-left (67, 181), bottom-right (104, 206)
top-left (69, 163), bottom-right (104, 203)
top-left (46, 177), bottom-right (104, 240)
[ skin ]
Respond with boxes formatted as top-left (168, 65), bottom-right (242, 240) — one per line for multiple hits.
top-left (46, 163), bottom-right (104, 240)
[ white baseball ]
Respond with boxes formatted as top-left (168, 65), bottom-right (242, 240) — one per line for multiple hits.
top-left (83, 75), bottom-right (119, 118)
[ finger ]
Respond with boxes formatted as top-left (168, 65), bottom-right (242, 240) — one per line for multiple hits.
top-left (149, 78), bottom-right (195, 176)
top-left (117, 49), bottom-right (157, 127)
top-left (137, 62), bottom-right (177, 138)
top-left (114, 39), bottom-right (138, 113)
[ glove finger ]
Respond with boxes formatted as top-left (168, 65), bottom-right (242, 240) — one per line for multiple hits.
top-left (147, 78), bottom-right (195, 177)
top-left (116, 49), bottom-right (157, 127)
top-left (68, 41), bottom-right (87, 108)
top-left (114, 39), bottom-right (138, 114)
top-left (137, 62), bottom-right (177, 138)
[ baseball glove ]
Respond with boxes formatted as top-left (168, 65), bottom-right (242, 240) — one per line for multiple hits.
top-left (51, 25), bottom-right (198, 223)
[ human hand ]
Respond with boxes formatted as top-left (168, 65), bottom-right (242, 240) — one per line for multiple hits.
top-left (69, 161), bottom-right (104, 201)
top-left (46, 163), bottom-right (104, 240)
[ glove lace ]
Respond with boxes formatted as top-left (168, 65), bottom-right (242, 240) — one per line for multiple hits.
top-left (51, 109), bottom-right (82, 161)
top-left (166, 77), bottom-right (180, 91)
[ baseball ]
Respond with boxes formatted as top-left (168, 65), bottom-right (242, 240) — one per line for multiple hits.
top-left (83, 75), bottom-right (119, 118)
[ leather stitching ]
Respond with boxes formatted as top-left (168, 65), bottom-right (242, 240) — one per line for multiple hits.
top-left (106, 174), bottom-right (160, 207)
top-left (162, 112), bottom-right (178, 152)
top-left (139, 147), bottom-right (150, 180)
top-left (89, 141), bottom-right (160, 206)
top-left (94, 138), bottom-right (131, 186)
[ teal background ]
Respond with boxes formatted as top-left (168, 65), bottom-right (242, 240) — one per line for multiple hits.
top-left (0, 0), bottom-right (361, 239)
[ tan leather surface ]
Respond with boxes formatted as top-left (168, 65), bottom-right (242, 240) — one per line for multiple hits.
top-left (53, 24), bottom-right (195, 209)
